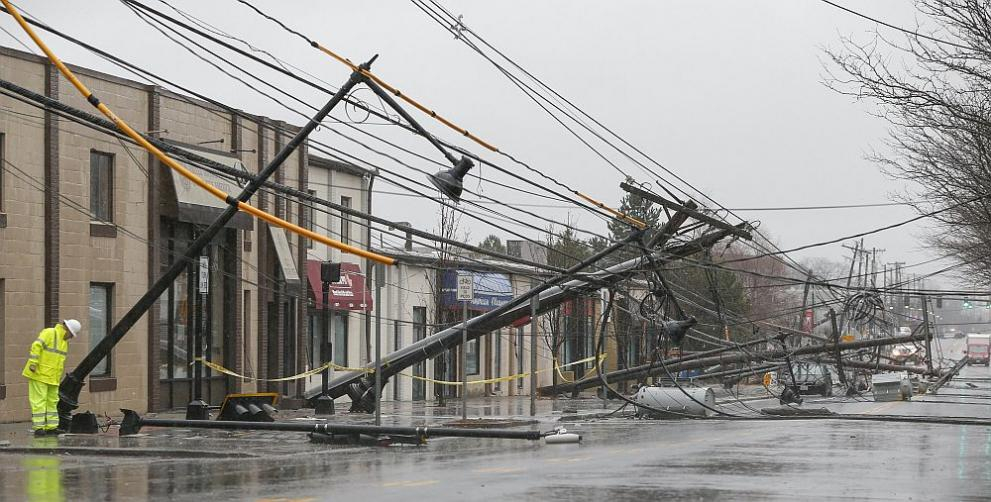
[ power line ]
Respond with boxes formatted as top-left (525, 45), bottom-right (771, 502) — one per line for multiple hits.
top-left (116, 0), bottom-right (623, 226)
top-left (411, 0), bottom-right (840, 294)
top-left (819, 0), bottom-right (974, 51)
top-left (114, 0), bottom-right (645, 264)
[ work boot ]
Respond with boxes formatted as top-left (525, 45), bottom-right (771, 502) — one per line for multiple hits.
top-left (50, 428), bottom-right (66, 436)
top-left (33, 429), bottom-right (47, 437)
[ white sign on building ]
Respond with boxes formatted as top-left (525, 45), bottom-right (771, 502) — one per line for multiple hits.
top-left (199, 256), bottom-right (209, 294)
top-left (457, 272), bottom-right (474, 301)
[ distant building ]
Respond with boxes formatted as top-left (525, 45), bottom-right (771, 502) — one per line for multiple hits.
top-left (360, 245), bottom-right (601, 401)
top-left (301, 154), bottom-right (374, 399)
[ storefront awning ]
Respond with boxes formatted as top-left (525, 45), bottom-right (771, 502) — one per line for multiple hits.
top-left (167, 143), bottom-right (252, 229)
top-left (269, 227), bottom-right (300, 291)
top-left (306, 260), bottom-right (372, 311)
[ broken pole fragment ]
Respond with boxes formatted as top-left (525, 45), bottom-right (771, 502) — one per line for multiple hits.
top-left (542, 330), bottom-right (933, 394)
top-left (117, 410), bottom-right (543, 442)
top-left (620, 181), bottom-right (753, 240)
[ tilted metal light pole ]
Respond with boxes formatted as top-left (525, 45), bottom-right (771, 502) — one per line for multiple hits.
top-left (57, 59), bottom-right (375, 429)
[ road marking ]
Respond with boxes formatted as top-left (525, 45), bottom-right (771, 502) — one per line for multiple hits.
top-left (382, 480), bottom-right (439, 488)
top-left (473, 466), bottom-right (524, 474)
top-left (864, 400), bottom-right (901, 415)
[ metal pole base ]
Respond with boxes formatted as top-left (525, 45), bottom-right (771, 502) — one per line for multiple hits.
top-left (185, 400), bottom-right (210, 420)
top-left (314, 395), bottom-right (335, 415)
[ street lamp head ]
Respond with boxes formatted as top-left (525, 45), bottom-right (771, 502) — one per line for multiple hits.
top-left (428, 156), bottom-right (474, 202)
top-left (662, 317), bottom-right (698, 346)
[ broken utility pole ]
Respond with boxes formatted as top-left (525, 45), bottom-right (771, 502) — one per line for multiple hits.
top-left (327, 215), bottom-right (748, 412)
top-left (541, 330), bottom-right (931, 395)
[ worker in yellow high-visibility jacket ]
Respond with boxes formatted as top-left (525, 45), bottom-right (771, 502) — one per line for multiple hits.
top-left (22, 320), bottom-right (80, 436)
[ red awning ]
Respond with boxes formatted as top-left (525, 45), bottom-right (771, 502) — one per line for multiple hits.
top-left (510, 315), bottom-right (530, 328)
top-left (306, 260), bottom-right (372, 311)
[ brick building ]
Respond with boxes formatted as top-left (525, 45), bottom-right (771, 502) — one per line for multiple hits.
top-left (0, 46), bottom-right (369, 421)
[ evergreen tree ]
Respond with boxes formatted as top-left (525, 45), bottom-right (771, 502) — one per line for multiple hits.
top-left (478, 234), bottom-right (506, 255)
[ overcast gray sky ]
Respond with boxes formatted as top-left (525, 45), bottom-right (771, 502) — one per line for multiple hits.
top-left (2, 1), bottom-right (954, 284)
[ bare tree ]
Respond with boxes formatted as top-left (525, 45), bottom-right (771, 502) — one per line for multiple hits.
top-left (425, 203), bottom-right (466, 402)
top-left (824, 0), bottom-right (991, 285)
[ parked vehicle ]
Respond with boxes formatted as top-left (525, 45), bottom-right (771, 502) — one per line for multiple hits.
top-left (965, 334), bottom-right (990, 366)
top-left (890, 344), bottom-right (922, 364)
top-left (778, 361), bottom-right (833, 397)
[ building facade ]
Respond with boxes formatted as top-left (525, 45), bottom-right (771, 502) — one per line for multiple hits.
top-left (0, 46), bottom-right (313, 421)
top-left (0, 46), bottom-right (603, 423)
top-left (366, 246), bottom-right (601, 402)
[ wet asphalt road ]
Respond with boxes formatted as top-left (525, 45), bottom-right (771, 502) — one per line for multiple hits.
top-left (1, 338), bottom-right (989, 501)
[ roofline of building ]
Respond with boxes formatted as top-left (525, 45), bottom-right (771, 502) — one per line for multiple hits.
top-left (0, 45), bottom-right (302, 131)
top-left (372, 246), bottom-right (553, 277)
top-left (308, 152), bottom-right (376, 178)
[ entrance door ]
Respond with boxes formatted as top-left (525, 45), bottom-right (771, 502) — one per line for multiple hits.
top-left (412, 307), bottom-right (427, 401)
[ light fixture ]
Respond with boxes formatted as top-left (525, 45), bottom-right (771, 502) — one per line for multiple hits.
top-left (428, 156), bottom-right (474, 202)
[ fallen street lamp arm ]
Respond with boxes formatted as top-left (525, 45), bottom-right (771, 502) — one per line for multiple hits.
top-left (118, 409), bottom-right (542, 441)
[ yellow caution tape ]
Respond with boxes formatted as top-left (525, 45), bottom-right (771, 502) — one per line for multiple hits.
top-left (193, 357), bottom-right (373, 382)
top-left (553, 354), bottom-right (605, 383)
top-left (194, 353), bottom-right (605, 387)
top-left (397, 354), bottom-right (606, 387)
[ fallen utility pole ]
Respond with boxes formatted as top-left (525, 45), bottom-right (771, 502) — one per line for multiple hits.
top-left (620, 182), bottom-right (753, 241)
top-left (335, 229), bottom-right (647, 411)
top-left (929, 357), bottom-right (969, 394)
top-left (657, 363), bottom-right (783, 383)
top-left (543, 331), bottom-right (930, 394)
top-left (327, 223), bottom-right (747, 411)
top-left (57, 60), bottom-right (374, 429)
top-left (818, 359), bottom-right (929, 375)
top-left (118, 410), bottom-right (541, 442)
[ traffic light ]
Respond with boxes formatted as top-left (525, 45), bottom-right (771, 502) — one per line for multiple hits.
top-left (321, 262), bottom-right (341, 283)
top-left (218, 392), bottom-right (279, 422)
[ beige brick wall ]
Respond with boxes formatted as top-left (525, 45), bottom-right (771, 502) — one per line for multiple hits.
top-left (0, 46), bottom-right (311, 422)
top-left (54, 67), bottom-right (152, 417)
top-left (0, 54), bottom-right (51, 422)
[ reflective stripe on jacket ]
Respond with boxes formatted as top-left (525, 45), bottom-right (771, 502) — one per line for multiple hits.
top-left (22, 325), bottom-right (69, 386)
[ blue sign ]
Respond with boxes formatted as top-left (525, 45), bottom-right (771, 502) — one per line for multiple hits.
top-left (442, 270), bottom-right (512, 311)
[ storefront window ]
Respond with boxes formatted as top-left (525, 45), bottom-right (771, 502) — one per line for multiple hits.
top-left (333, 312), bottom-right (348, 366)
top-left (88, 283), bottom-right (113, 376)
top-left (308, 313), bottom-right (322, 368)
top-left (466, 338), bottom-right (479, 375)
top-left (173, 268), bottom-right (189, 379)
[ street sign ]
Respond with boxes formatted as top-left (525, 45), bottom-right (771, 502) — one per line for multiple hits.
top-left (457, 272), bottom-right (474, 301)
top-left (199, 256), bottom-right (209, 294)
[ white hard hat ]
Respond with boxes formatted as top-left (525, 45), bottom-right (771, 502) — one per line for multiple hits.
top-left (63, 319), bottom-right (82, 337)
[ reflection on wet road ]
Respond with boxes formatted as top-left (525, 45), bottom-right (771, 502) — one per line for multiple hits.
top-left (0, 341), bottom-right (987, 501)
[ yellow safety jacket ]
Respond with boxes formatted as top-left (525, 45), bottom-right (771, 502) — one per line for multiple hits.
top-left (22, 325), bottom-right (69, 386)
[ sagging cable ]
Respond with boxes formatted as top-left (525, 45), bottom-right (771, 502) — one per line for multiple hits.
top-left (235, 0), bottom-right (499, 153)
